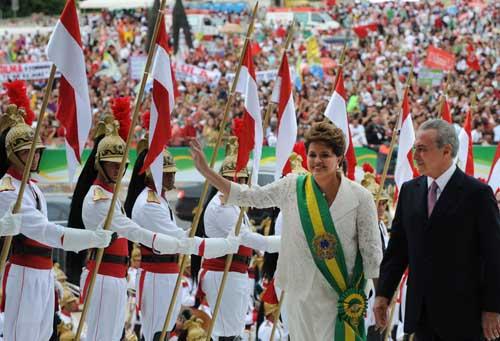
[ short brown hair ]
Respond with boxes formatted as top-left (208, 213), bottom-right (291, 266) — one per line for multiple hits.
top-left (304, 120), bottom-right (345, 157)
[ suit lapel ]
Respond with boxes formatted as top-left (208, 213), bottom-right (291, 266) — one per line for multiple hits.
top-left (428, 167), bottom-right (465, 224)
top-left (413, 176), bottom-right (429, 225)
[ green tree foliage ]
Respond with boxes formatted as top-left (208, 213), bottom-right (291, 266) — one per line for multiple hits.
top-left (1, 0), bottom-right (66, 18)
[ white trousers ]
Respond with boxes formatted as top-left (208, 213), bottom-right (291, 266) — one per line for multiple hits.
top-left (140, 272), bottom-right (182, 341)
top-left (80, 269), bottom-right (127, 341)
top-left (202, 270), bottom-right (249, 339)
top-left (4, 264), bottom-right (54, 341)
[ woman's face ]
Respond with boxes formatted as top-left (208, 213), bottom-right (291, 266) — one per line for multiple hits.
top-left (307, 142), bottom-right (342, 180)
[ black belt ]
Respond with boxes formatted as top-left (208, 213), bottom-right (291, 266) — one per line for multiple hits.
top-left (90, 252), bottom-right (129, 265)
top-left (217, 254), bottom-right (250, 265)
top-left (12, 244), bottom-right (52, 258)
top-left (141, 254), bottom-right (178, 263)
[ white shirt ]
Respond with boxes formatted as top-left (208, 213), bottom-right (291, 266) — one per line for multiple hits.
top-left (427, 163), bottom-right (457, 201)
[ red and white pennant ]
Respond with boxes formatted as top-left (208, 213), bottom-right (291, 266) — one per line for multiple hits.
top-left (140, 14), bottom-right (177, 195)
top-left (271, 54), bottom-right (297, 180)
top-left (46, 0), bottom-right (91, 182)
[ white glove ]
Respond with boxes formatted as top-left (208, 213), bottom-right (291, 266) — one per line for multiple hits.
top-left (0, 208), bottom-right (22, 236)
top-left (62, 228), bottom-right (114, 252)
top-left (203, 236), bottom-right (240, 259)
top-left (240, 231), bottom-right (281, 253)
top-left (152, 233), bottom-right (187, 254)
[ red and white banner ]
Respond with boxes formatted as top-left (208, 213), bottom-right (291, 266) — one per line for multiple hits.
top-left (424, 45), bottom-right (456, 71)
top-left (46, 0), bottom-right (91, 182)
top-left (323, 67), bottom-right (357, 180)
top-left (0, 62), bottom-right (62, 82)
top-left (457, 110), bottom-right (474, 176)
top-left (395, 90), bottom-right (418, 190)
top-left (140, 15), bottom-right (176, 195)
top-left (271, 54), bottom-right (297, 180)
top-left (235, 42), bottom-right (263, 185)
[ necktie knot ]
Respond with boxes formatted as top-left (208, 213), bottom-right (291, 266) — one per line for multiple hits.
top-left (428, 181), bottom-right (439, 217)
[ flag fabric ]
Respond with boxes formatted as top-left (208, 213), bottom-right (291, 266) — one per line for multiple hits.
top-left (488, 143), bottom-right (500, 193)
top-left (306, 37), bottom-right (324, 80)
top-left (394, 89), bottom-right (418, 190)
top-left (457, 109), bottom-right (475, 176)
top-left (46, 0), bottom-right (91, 182)
top-left (466, 43), bottom-right (481, 71)
top-left (353, 23), bottom-right (378, 39)
top-left (140, 14), bottom-right (176, 195)
top-left (440, 97), bottom-right (452, 123)
top-left (323, 68), bottom-right (357, 180)
top-left (424, 45), bottom-right (456, 71)
top-left (235, 42), bottom-right (263, 186)
top-left (271, 54), bottom-right (297, 180)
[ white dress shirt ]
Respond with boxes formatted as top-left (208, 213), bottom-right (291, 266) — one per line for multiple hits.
top-left (427, 163), bottom-right (457, 201)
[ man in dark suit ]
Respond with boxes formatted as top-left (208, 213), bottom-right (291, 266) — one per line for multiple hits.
top-left (374, 119), bottom-right (500, 340)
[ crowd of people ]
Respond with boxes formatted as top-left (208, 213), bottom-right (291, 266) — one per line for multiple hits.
top-left (0, 0), bottom-right (498, 151)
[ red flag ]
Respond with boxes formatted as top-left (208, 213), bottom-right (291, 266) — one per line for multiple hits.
top-left (466, 44), bottom-right (480, 71)
top-left (47, 0), bottom-right (91, 181)
top-left (440, 97), bottom-right (452, 123)
top-left (424, 45), bottom-right (456, 71)
top-left (140, 14), bottom-right (176, 194)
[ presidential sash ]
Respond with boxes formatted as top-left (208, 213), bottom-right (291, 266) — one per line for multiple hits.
top-left (297, 174), bottom-right (367, 341)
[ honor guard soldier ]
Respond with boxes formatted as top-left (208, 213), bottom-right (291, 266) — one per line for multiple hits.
top-left (197, 137), bottom-right (281, 341)
top-left (0, 104), bottom-right (113, 341)
top-left (124, 136), bottom-right (240, 341)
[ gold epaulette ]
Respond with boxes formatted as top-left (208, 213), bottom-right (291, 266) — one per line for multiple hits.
top-left (93, 187), bottom-right (110, 201)
top-left (0, 177), bottom-right (15, 192)
top-left (147, 190), bottom-right (160, 204)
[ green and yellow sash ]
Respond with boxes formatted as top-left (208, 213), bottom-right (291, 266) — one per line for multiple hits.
top-left (297, 174), bottom-right (367, 341)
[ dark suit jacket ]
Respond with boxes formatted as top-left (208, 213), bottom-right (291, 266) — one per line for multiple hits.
top-left (377, 167), bottom-right (500, 339)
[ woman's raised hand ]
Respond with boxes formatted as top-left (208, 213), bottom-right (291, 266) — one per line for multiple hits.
top-left (188, 138), bottom-right (209, 174)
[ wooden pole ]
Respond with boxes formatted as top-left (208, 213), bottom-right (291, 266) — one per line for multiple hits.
top-left (269, 290), bottom-right (286, 341)
top-left (74, 1), bottom-right (168, 339)
top-left (0, 64), bottom-right (57, 285)
top-left (438, 72), bottom-right (452, 118)
top-left (264, 21), bottom-right (295, 136)
top-left (374, 65), bottom-right (414, 207)
top-left (381, 68), bottom-right (415, 341)
top-left (157, 4), bottom-right (260, 340)
top-left (332, 41), bottom-right (348, 89)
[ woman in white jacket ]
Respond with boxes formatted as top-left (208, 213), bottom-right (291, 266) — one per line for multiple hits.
top-left (190, 121), bottom-right (383, 340)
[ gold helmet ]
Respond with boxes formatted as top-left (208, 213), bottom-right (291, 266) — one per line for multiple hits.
top-left (94, 120), bottom-right (129, 183)
top-left (2, 104), bottom-right (44, 171)
top-left (220, 136), bottom-right (249, 179)
top-left (360, 172), bottom-right (390, 203)
top-left (60, 290), bottom-right (78, 308)
top-left (289, 152), bottom-right (309, 175)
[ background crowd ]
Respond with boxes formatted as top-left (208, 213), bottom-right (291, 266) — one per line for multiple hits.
top-left (0, 0), bottom-right (498, 151)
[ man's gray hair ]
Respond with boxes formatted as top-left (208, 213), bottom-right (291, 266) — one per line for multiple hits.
top-left (418, 119), bottom-right (459, 157)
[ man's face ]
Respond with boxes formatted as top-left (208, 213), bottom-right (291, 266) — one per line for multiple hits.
top-left (495, 191), bottom-right (500, 211)
top-left (413, 129), bottom-right (452, 178)
top-left (17, 149), bottom-right (41, 171)
top-left (162, 172), bottom-right (176, 191)
top-left (102, 161), bottom-right (121, 183)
